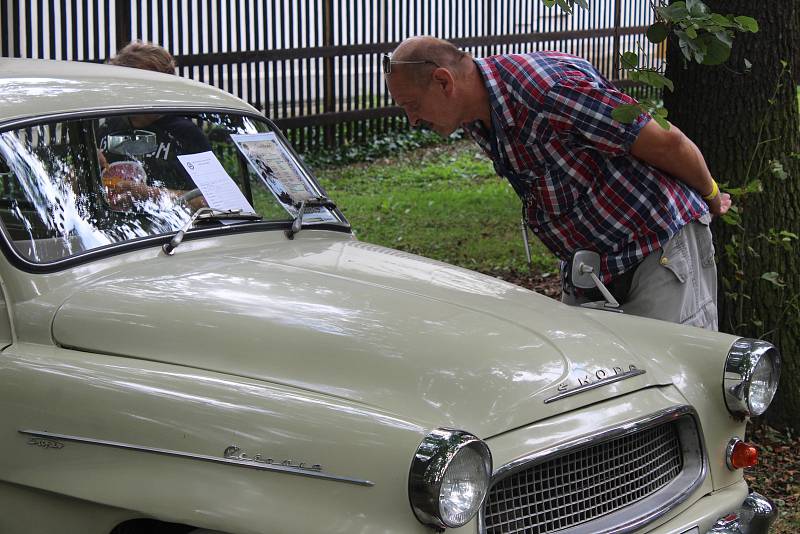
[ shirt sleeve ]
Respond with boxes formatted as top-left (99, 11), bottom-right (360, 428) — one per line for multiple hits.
top-left (541, 74), bottom-right (650, 156)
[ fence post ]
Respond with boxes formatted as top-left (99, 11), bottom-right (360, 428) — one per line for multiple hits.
top-left (484, 0), bottom-right (492, 57)
top-left (115, 0), bottom-right (133, 53)
top-left (612, 0), bottom-right (623, 79)
top-left (322, 0), bottom-right (336, 148)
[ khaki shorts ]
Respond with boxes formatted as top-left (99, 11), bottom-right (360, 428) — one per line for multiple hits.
top-left (563, 214), bottom-right (718, 330)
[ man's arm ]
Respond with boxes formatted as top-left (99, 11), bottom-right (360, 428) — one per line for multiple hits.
top-left (630, 120), bottom-right (731, 216)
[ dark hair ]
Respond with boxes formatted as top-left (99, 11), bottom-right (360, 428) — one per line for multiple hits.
top-left (109, 41), bottom-right (176, 75)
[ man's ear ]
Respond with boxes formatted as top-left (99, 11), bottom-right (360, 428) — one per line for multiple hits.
top-left (432, 68), bottom-right (455, 95)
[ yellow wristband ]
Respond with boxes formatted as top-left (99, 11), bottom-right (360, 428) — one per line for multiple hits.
top-left (702, 180), bottom-right (719, 201)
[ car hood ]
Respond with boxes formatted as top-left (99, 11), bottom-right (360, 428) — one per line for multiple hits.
top-left (51, 233), bottom-right (671, 437)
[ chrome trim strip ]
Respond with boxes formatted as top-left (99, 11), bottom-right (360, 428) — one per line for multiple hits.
top-left (543, 368), bottom-right (646, 404)
top-left (18, 430), bottom-right (374, 487)
top-left (480, 405), bottom-right (708, 534)
top-left (0, 106), bottom-right (258, 132)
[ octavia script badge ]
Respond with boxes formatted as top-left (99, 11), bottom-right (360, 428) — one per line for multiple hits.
top-left (223, 445), bottom-right (322, 472)
top-left (27, 437), bottom-right (64, 449)
top-left (544, 364), bottom-right (646, 404)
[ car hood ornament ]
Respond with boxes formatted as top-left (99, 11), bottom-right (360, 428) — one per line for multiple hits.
top-left (544, 364), bottom-right (646, 404)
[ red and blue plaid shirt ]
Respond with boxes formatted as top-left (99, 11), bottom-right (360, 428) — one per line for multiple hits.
top-left (463, 52), bottom-right (708, 282)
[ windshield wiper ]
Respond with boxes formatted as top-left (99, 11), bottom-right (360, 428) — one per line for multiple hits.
top-left (285, 197), bottom-right (337, 239)
top-left (162, 207), bottom-right (262, 255)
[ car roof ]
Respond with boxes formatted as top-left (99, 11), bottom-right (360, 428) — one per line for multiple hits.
top-left (0, 58), bottom-right (259, 127)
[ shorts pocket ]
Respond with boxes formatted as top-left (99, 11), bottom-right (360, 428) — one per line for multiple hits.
top-left (695, 214), bottom-right (716, 267)
top-left (659, 231), bottom-right (690, 284)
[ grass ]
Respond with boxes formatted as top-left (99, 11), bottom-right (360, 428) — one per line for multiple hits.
top-left (315, 140), bottom-right (558, 274)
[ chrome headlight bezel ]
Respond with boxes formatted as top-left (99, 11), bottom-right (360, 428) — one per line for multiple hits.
top-left (723, 338), bottom-right (781, 417)
top-left (408, 428), bottom-right (492, 529)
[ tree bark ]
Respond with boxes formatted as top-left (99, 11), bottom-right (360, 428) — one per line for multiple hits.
top-left (663, 2), bottom-right (799, 430)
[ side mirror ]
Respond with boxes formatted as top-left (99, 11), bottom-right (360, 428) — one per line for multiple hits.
top-left (570, 250), bottom-right (621, 310)
top-left (104, 130), bottom-right (158, 156)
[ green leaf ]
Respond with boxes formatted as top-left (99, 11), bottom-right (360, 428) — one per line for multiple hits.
top-left (660, 2), bottom-right (689, 21)
top-left (768, 160), bottom-right (788, 180)
top-left (686, 0), bottom-right (708, 16)
top-left (699, 33), bottom-right (731, 65)
top-left (761, 272), bottom-right (786, 287)
top-left (678, 40), bottom-right (693, 61)
top-left (646, 22), bottom-right (669, 44)
top-left (714, 31), bottom-right (733, 47)
top-left (720, 206), bottom-right (741, 225)
top-left (574, 0), bottom-right (589, 9)
top-left (652, 115), bottom-right (670, 130)
top-left (620, 51), bottom-right (639, 70)
top-left (685, 27), bottom-right (698, 39)
top-left (709, 14), bottom-right (735, 27)
top-left (611, 104), bottom-right (642, 124)
top-left (745, 179), bottom-right (764, 193)
top-left (636, 70), bottom-right (675, 92)
top-left (723, 186), bottom-right (745, 196)
top-left (555, 0), bottom-right (573, 14)
top-left (655, 106), bottom-right (668, 118)
top-left (734, 16), bottom-right (759, 33)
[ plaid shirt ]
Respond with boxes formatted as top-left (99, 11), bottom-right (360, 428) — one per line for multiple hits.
top-left (463, 52), bottom-right (708, 282)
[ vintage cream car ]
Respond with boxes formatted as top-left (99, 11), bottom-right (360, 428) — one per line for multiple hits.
top-left (0, 59), bottom-right (781, 534)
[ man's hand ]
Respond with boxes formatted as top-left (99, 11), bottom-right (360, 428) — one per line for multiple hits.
top-left (630, 121), bottom-right (734, 217)
top-left (707, 190), bottom-right (732, 217)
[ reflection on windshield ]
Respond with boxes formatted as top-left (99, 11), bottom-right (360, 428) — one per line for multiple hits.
top-left (0, 113), bottom-right (328, 264)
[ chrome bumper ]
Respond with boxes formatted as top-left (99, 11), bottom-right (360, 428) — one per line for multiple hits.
top-left (707, 492), bottom-right (776, 533)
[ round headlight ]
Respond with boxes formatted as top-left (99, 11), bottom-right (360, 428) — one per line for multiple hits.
top-left (408, 428), bottom-right (492, 529)
top-left (724, 339), bottom-right (781, 417)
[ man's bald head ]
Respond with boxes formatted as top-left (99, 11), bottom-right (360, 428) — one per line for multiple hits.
top-left (388, 36), bottom-right (468, 86)
top-left (384, 36), bottom-right (489, 137)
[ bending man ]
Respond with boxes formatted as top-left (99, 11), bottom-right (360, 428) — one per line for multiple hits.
top-left (383, 36), bottom-right (730, 330)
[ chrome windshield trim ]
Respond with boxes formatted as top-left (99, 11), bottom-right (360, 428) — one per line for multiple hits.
top-left (480, 405), bottom-right (707, 534)
top-left (19, 429), bottom-right (374, 487)
top-left (0, 221), bottom-right (279, 273)
top-left (543, 368), bottom-right (646, 403)
top-left (0, 106), bottom-right (259, 132)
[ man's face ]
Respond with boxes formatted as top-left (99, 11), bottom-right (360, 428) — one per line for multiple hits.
top-left (386, 70), bottom-right (461, 137)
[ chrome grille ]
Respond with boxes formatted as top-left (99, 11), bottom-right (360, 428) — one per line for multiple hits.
top-left (483, 421), bottom-right (684, 534)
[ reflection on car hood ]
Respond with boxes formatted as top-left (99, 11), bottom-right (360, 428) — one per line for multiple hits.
top-left (52, 233), bottom-right (671, 437)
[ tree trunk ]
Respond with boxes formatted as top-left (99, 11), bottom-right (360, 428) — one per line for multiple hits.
top-left (663, 1), bottom-right (800, 430)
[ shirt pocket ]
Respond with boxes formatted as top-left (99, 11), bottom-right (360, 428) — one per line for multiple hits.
top-left (531, 166), bottom-right (582, 217)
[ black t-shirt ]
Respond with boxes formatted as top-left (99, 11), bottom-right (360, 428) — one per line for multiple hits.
top-left (101, 115), bottom-right (212, 190)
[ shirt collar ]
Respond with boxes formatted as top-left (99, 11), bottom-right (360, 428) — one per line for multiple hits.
top-left (474, 57), bottom-right (516, 132)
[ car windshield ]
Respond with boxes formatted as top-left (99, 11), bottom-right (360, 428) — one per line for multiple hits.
top-left (0, 112), bottom-right (343, 264)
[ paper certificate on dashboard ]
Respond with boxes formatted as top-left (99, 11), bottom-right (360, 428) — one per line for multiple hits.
top-left (177, 151), bottom-right (255, 213)
top-left (231, 133), bottom-right (336, 223)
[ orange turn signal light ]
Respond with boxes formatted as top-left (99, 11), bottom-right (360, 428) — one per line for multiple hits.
top-left (727, 439), bottom-right (758, 470)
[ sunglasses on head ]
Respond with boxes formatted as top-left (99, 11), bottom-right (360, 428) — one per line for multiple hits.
top-left (381, 53), bottom-right (439, 74)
